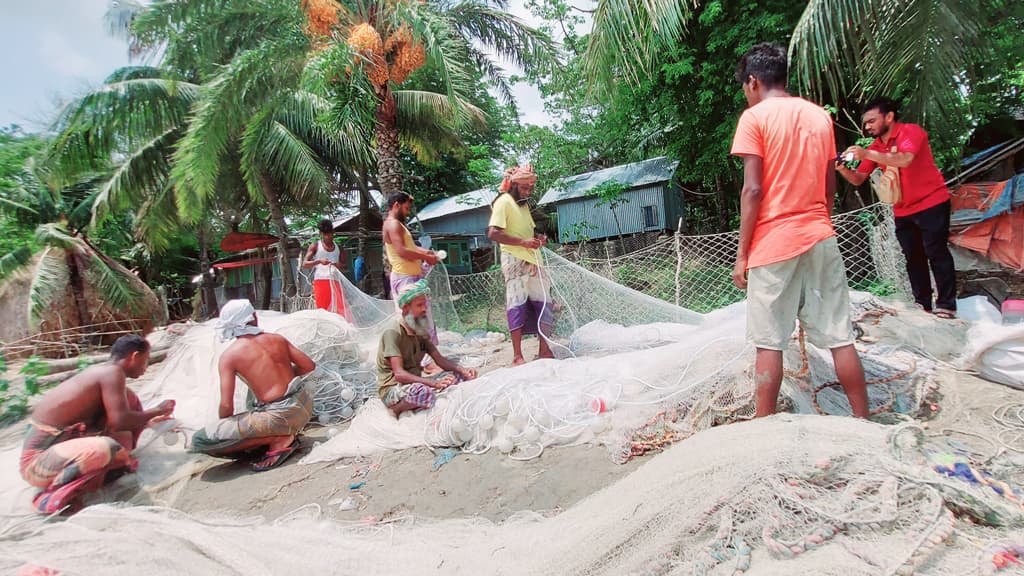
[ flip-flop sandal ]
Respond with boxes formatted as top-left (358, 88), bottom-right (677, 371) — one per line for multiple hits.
top-left (251, 439), bottom-right (300, 472)
top-left (932, 309), bottom-right (957, 320)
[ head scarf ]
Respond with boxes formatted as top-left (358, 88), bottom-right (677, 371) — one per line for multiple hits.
top-left (499, 165), bottom-right (537, 193)
top-left (397, 279), bottom-right (431, 309)
top-left (216, 299), bottom-right (263, 342)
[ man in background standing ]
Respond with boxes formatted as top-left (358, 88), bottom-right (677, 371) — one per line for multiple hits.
top-left (487, 165), bottom-right (555, 365)
top-left (730, 42), bottom-right (868, 419)
top-left (383, 192), bottom-right (441, 372)
top-left (836, 97), bottom-right (956, 319)
top-left (302, 219), bottom-right (348, 317)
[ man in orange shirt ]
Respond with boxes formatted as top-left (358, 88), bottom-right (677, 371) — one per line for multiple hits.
top-left (730, 43), bottom-right (868, 418)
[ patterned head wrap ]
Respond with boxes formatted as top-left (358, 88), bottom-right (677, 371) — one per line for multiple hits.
top-left (216, 299), bottom-right (264, 342)
top-left (499, 165), bottom-right (537, 193)
top-left (397, 279), bottom-right (431, 308)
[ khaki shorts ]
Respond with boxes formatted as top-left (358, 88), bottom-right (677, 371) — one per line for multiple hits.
top-left (746, 236), bottom-right (853, 351)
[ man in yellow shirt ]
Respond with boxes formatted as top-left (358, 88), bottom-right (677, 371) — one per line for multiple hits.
top-left (383, 192), bottom-right (442, 373)
top-left (487, 165), bottom-right (555, 365)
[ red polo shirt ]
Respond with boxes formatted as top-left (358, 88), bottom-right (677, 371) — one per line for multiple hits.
top-left (856, 122), bottom-right (949, 217)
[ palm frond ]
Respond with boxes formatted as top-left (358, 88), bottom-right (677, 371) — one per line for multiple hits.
top-left (28, 247), bottom-right (70, 325)
top-left (35, 223), bottom-right (84, 252)
top-left (133, 182), bottom-right (184, 253)
top-left (0, 247), bottom-right (33, 280)
top-left (445, 0), bottom-right (559, 72)
top-left (240, 104), bottom-right (332, 204)
top-left (83, 250), bottom-right (144, 315)
top-left (276, 90), bottom-right (375, 170)
top-left (789, 0), bottom-right (986, 132)
top-left (131, 0), bottom-right (304, 71)
top-left (583, 0), bottom-right (696, 94)
top-left (47, 71), bottom-right (197, 180)
top-left (394, 90), bottom-right (488, 132)
top-left (170, 34), bottom-right (308, 222)
top-left (104, 0), bottom-right (147, 40)
top-left (91, 127), bottom-right (180, 229)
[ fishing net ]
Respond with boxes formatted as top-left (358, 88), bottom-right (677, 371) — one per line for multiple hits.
top-left (4, 417), bottom-right (1024, 576)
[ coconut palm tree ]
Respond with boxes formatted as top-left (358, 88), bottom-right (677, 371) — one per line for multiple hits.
top-left (68, 0), bottom-right (377, 299)
top-left (0, 158), bottom-right (147, 328)
top-left (583, 0), bottom-right (992, 139)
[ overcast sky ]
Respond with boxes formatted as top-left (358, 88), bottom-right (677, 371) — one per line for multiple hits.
top-left (0, 0), bottom-right (560, 130)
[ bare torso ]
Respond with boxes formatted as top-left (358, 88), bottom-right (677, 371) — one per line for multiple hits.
top-left (31, 364), bottom-right (122, 430)
top-left (221, 333), bottom-right (311, 404)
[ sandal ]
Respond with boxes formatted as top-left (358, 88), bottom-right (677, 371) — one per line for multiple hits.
top-left (251, 438), bottom-right (300, 472)
top-left (932, 308), bottom-right (957, 320)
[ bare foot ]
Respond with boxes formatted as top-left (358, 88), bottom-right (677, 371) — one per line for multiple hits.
top-left (422, 362), bottom-right (443, 376)
top-left (512, 356), bottom-right (527, 366)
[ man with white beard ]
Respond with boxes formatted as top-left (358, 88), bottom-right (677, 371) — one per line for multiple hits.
top-left (376, 280), bottom-right (477, 417)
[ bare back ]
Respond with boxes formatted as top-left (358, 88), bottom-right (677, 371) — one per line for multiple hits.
top-left (219, 333), bottom-right (315, 406)
top-left (32, 364), bottom-right (123, 430)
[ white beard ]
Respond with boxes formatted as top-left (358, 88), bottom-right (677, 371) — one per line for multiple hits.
top-left (403, 314), bottom-right (431, 338)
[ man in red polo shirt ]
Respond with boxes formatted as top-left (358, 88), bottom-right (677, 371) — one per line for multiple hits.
top-left (836, 97), bottom-right (956, 318)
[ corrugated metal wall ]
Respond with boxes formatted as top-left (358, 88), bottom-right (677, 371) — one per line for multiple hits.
top-left (556, 183), bottom-right (676, 242)
top-left (421, 208), bottom-right (493, 247)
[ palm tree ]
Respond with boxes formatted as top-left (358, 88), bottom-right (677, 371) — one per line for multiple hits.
top-left (0, 159), bottom-right (149, 329)
top-left (300, 0), bottom-right (557, 195)
top-left (583, 0), bottom-right (991, 139)
top-left (77, 0), bottom-right (377, 299)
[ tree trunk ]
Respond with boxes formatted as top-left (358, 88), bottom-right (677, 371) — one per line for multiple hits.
top-left (375, 86), bottom-right (402, 195)
top-left (197, 226), bottom-right (219, 319)
top-left (357, 173), bottom-right (370, 292)
top-left (258, 247), bottom-right (272, 309)
top-left (259, 173), bottom-right (297, 299)
top-left (715, 174), bottom-right (730, 233)
top-left (65, 248), bottom-right (92, 330)
top-left (610, 205), bottom-right (625, 242)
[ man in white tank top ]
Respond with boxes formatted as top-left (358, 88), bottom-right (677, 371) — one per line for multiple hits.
top-left (302, 219), bottom-right (348, 317)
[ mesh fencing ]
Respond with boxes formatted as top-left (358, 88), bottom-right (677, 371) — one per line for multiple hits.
top-left (432, 203), bottom-right (911, 331)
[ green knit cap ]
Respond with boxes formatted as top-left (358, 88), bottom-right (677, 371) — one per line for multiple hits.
top-left (397, 279), bottom-right (431, 308)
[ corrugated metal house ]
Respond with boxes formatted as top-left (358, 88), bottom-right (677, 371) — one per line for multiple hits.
top-left (415, 188), bottom-right (499, 274)
top-left (416, 187), bottom-right (498, 244)
top-left (539, 157), bottom-right (682, 243)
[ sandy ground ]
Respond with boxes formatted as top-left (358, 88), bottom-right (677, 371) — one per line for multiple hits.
top-left (170, 434), bottom-right (640, 522)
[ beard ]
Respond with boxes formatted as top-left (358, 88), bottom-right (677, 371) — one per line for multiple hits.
top-left (403, 313), bottom-right (431, 337)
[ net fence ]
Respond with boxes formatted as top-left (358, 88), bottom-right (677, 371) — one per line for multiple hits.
top-left (430, 203), bottom-right (910, 331)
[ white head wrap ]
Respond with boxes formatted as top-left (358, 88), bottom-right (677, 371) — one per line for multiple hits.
top-left (216, 299), bottom-right (264, 342)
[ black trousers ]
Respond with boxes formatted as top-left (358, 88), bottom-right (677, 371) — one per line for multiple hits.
top-left (894, 200), bottom-right (957, 311)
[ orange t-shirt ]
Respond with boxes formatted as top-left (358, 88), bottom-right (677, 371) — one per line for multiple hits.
top-left (730, 96), bottom-right (837, 269)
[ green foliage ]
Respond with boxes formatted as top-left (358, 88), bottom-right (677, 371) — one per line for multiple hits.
top-left (0, 354), bottom-right (51, 423)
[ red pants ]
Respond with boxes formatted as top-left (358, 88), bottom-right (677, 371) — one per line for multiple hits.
top-left (313, 279), bottom-right (347, 317)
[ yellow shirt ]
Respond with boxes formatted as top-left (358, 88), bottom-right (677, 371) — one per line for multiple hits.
top-left (384, 220), bottom-right (423, 276)
top-left (489, 193), bottom-right (538, 265)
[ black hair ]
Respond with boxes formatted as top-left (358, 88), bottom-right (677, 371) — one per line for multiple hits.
top-left (318, 219), bottom-right (333, 234)
top-left (735, 42), bottom-right (788, 88)
top-left (387, 192), bottom-right (413, 209)
top-left (863, 97), bottom-right (900, 121)
top-left (111, 334), bottom-right (150, 361)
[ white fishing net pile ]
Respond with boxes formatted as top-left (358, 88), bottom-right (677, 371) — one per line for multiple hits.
top-left (4, 416), bottom-right (1024, 576)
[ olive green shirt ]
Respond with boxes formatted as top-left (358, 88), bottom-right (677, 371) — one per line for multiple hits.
top-left (376, 319), bottom-right (436, 399)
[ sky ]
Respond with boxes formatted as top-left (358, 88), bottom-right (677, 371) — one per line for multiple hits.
top-left (0, 0), bottom-right (558, 131)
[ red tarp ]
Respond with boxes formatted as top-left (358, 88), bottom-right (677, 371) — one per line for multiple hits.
top-left (219, 231), bottom-right (280, 252)
top-left (950, 180), bottom-right (1024, 271)
top-left (213, 257), bottom-right (275, 270)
